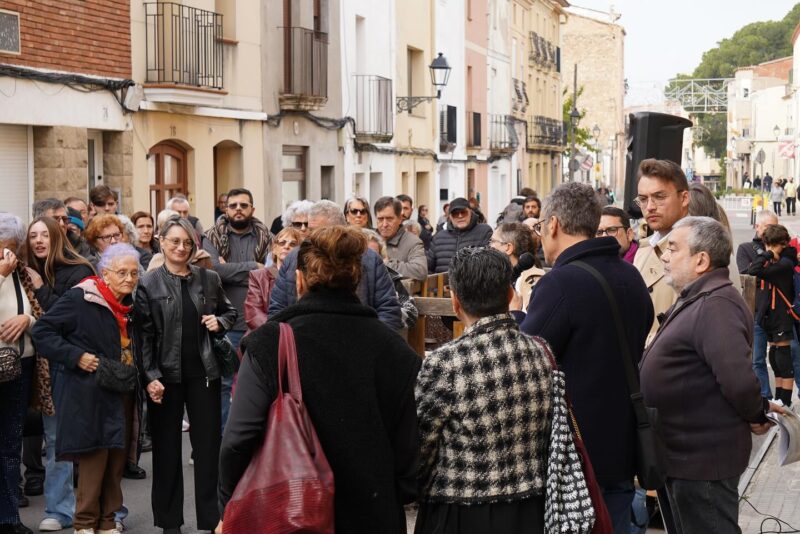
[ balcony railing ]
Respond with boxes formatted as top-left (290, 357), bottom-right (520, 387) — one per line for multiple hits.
top-left (353, 75), bottom-right (393, 143)
top-left (529, 31), bottom-right (559, 72)
top-left (490, 115), bottom-right (518, 155)
top-left (466, 110), bottom-right (482, 148)
top-left (439, 105), bottom-right (457, 152)
top-left (512, 78), bottom-right (529, 114)
top-left (527, 116), bottom-right (564, 149)
top-left (144, 3), bottom-right (223, 89)
top-left (280, 26), bottom-right (328, 110)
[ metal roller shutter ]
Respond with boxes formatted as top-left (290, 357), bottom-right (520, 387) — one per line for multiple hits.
top-left (0, 124), bottom-right (30, 223)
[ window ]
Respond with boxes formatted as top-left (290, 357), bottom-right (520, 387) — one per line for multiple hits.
top-left (282, 145), bottom-right (306, 206)
top-left (0, 10), bottom-right (20, 54)
top-left (407, 47), bottom-right (425, 117)
top-left (148, 142), bottom-right (188, 215)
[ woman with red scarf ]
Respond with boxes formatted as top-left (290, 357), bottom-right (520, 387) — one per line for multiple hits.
top-left (32, 243), bottom-right (141, 534)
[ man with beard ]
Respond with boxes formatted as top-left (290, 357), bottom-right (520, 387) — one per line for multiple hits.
top-left (203, 188), bottom-right (272, 429)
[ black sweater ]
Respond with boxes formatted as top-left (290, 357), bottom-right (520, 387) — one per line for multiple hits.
top-left (34, 261), bottom-right (95, 312)
top-left (218, 290), bottom-right (421, 533)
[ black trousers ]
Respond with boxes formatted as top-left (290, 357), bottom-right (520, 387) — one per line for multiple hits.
top-left (788, 197), bottom-right (796, 215)
top-left (148, 377), bottom-right (221, 530)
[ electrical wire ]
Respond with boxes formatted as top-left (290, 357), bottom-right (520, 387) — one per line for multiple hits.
top-left (740, 495), bottom-right (800, 534)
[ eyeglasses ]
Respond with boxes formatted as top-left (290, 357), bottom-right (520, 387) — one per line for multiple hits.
top-left (532, 222), bottom-right (544, 237)
top-left (291, 221), bottom-right (309, 229)
top-left (596, 226), bottom-right (626, 237)
top-left (97, 232), bottom-right (122, 243)
top-left (489, 238), bottom-right (509, 246)
top-left (228, 202), bottom-right (251, 210)
top-left (110, 270), bottom-right (138, 280)
top-left (450, 209), bottom-right (469, 217)
top-left (162, 237), bottom-right (194, 249)
top-left (634, 191), bottom-right (684, 208)
top-left (276, 239), bottom-right (298, 248)
top-left (348, 208), bottom-right (368, 216)
top-left (53, 216), bottom-right (69, 224)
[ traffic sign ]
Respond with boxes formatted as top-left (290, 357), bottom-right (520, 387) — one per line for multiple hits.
top-left (569, 158), bottom-right (580, 172)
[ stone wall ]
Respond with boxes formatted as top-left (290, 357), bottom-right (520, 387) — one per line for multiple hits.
top-left (33, 126), bottom-right (88, 201)
top-left (103, 130), bottom-right (134, 212)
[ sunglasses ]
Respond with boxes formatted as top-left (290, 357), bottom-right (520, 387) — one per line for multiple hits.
top-left (228, 202), bottom-right (251, 210)
top-left (276, 239), bottom-right (298, 248)
top-left (291, 221), bottom-right (309, 229)
top-left (348, 208), bottom-right (368, 216)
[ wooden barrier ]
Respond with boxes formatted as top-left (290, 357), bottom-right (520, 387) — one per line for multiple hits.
top-left (740, 274), bottom-right (756, 314)
top-left (405, 273), bottom-right (463, 357)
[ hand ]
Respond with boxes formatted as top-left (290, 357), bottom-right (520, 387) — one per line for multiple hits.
top-left (77, 353), bottom-right (100, 372)
top-left (768, 401), bottom-right (788, 415)
top-left (750, 422), bottom-right (773, 435)
top-left (256, 263), bottom-right (264, 269)
top-left (202, 314), bottom-right (221, 332)
top-left (0, 315), bottom-right (30, 343)
top-left (0, 248), bottom-right (17, 277)
top-left (214, 520), bottom-right (223, 534)
top-left (26, 267), bottom-right (43, 290)
top-left (147, 379), bottom-right (165, 404)
top-left (218, 256), bottom-right (227, 264)
top-left (509, 289), bottom-right (523, 311)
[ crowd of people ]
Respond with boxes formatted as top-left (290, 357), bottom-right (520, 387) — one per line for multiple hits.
top-left (0, 161), bottom-right (791, 534)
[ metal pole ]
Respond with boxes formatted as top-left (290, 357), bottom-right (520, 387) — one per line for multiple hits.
top-left (569, 64), bottom-right (578, 182)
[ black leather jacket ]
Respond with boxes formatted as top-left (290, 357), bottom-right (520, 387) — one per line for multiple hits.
top-left (134, 264), bottom-right (238, 384)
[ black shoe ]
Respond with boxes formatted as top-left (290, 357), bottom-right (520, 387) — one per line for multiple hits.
top-left (163, 528), bottom-right (182, 534)
top-left (122, 461), bottom-right (146, 480)
top-left (23, 477), bottom-right (43, 496)
top-left (140, 433), bottom-right (152, 453)
top-left (13, 524), bottom-right (33, 534)
top-left (17, 495), bottom-right (29, 508)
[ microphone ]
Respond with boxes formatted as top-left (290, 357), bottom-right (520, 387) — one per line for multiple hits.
top-left (512, 252), bottom-right (536, 284)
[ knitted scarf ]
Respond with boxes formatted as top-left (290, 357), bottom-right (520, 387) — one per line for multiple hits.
top-left (204, 215), bottom-right (272, 264)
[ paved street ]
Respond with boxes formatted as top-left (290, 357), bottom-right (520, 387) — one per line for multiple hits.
top-left (17, 200), bottom-right (800, 534)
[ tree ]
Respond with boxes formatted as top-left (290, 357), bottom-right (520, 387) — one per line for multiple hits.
top-left (562, 86), bottom-right (593, 152)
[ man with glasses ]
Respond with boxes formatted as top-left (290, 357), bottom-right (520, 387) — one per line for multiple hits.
top-left (633, 158), bottom-right (690, 341)
top-left (597, 206), bottom-right (638, 263)
top-left (203, 188), bottom-right (273, 430)
top-left (427, 197), bottom-right (492, 273)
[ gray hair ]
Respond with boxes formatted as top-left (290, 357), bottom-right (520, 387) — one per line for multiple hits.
top-left (116, 215), bottom-right (139, 245)
top-left (541, 182), bottom-right (601, 238)
top-left (309, 200), bottom-right (346, 226)
top-left (166, 196), bottom-right (190, 210)
top-left (672, 216), bottom-right (732, 269)
top-left (402, 219), bottom-right (421, 234)
top-left (156, 209), bottom-right (179, 232)
top-left (281, 200), bottom-right (315, 228)
top-left (32, 198), bottom-right (65, 219)
top-left (361, 228), bottom-right (387, 259)
top-left (158, 216), bottom-right (198, 256)
top-left (97, 243), bottom-right (141, 272)
top-left (0, 212), bottom-right (25, 253)
top-left (756, 209), bottom-right (778, 224)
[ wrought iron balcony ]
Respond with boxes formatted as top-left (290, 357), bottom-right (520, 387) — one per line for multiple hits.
top-left (512, 78), bottom-right (529, 115)
top-left (490, 115), bottom-right (518, 155)
top-left (280, 27), bottom-right (328, 110)
top-left (353, 75), bottom-right (393, 143)
top-left (527, 116), bottom-right (564, 150)
top-left (144, 3), bottom-right (223, 90)
top-left (529, 32), bottom-right (560, 73)
top-left (439, 105), bottom-right (457, 152)
top-left (466, 110), bottom-right (482, 148)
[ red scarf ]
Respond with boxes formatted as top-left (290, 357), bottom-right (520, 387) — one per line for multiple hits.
top-left (86, 276), bottom-right (132, 334)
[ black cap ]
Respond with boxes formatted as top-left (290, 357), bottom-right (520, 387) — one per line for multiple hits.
top-left (449, 197), bottom-right (470, 211)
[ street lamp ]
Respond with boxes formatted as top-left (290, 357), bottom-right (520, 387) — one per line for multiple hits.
top-left (568, 106), bottom-right (581, 181)
top-left (396, 52), bottom-right (452, 113)
top-left (773, 124), bottom-right (780, 177)
top-left (592, 124), bottom-right (601, 186)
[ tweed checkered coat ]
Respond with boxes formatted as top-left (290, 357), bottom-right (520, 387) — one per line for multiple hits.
top-left (416, 314), bottom-right (553, 504)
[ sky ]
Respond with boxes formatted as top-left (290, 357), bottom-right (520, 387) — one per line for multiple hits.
top-left (567, 0), bottom-right (799, 105)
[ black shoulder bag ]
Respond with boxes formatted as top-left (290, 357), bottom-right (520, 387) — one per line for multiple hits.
top-left (572, 260), bottom-right (667, 490)
top-left (198, 267), bottom-right (238, 378)
top-left (0, 271), bottom-right (24, 383)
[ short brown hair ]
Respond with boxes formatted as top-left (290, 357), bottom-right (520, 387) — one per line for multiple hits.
top-left (84, 214), bottom-right (124, 246)
top-left (89, 185), bottom-right (117, 207)
top-left (297, 226), bottom-right (366, 293)
top-left (637, 158), bottom-right (689, 191)
top-left (130, 211), bottom-right (153, 226)
top-left (762, 224), bottom-right (791, 247)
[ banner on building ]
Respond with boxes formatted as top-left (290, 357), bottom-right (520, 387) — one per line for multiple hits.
top-left (779, 139), bottom-right (795, 159)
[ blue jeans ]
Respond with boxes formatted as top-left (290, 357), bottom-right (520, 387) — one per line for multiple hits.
top-left (221, 329), bottom-right (244, 432)
top-left (601, 479), bottom-right (635, 534)
top-left (42, 414), bottom-right (74, 527)
top-left (753, 322), bottom-right (771, 398)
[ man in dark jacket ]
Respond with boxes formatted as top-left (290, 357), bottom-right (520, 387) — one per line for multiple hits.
top-left (427, 197), bottom-right (492, 273)
top-left (268, 200), bottom-right (402, 330)
top-left (516, 182), bottom-right (653, 534)
top-left (641, 216), bottom-right (779, 533)
top-left (736, 209), bottom-right (779, 399)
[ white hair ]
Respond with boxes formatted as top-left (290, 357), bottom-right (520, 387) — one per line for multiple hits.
top-left (756, 209), bottom-right (778, 224)
top-left (166, 196), bottom-right (190, 210)
top-left (0, 212), bottom-right (25, 252)
top-left (97, 243), bottom-right (141, 272)
top-left (116, 214), bottom-right (139, 245)
top-left (281, 200), bottom-right (315, 228)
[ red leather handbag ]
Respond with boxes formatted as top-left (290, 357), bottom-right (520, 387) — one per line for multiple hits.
top-left (223, 323), bottom-right (335, 534)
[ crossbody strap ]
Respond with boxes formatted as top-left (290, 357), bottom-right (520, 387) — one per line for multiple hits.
top-left (12, 270), bottom-right (24, 354)
top-left (571, 261), bottom-right (647, 424)
top-left (197, 267), bottom-right (211, 316)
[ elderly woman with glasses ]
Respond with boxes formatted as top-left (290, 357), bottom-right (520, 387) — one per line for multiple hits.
top-left (134, 217), bottom-right (237, 534)
top-left (84, 214), bottom-right (126, 269)
top-left (32, 243), bottom-right (142, 534)
top-left (281, 200), bottom-right (314, 237)
top-left (344, 196), bottom-right (373, 229)
top-left (243, 227), bottom-right (302, 333)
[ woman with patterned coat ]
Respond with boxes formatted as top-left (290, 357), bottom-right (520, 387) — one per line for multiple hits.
top-left (415, 247), bottom-right (553, 534)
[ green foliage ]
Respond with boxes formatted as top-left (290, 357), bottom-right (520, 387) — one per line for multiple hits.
top-left (674, 4), bottom-right (800, 158)
top-left (562, 87), bottom-right (594, 152)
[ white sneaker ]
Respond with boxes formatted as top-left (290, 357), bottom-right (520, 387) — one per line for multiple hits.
top-left (97, 529), bottom-right (122, 534)
top-left (74, 529), bottom-right (95, 534)
top-left (39, 518), bottom-right (64, 531)
top-left (115, 522), bottom-right (124, 532)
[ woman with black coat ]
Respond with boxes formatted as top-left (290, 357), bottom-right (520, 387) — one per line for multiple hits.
top-left (134, 217), bottom-right (237, 534)
top-left (748, 224), bottom-right (798, 406)
top-left (216, 226), bottom-right (421, 534)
